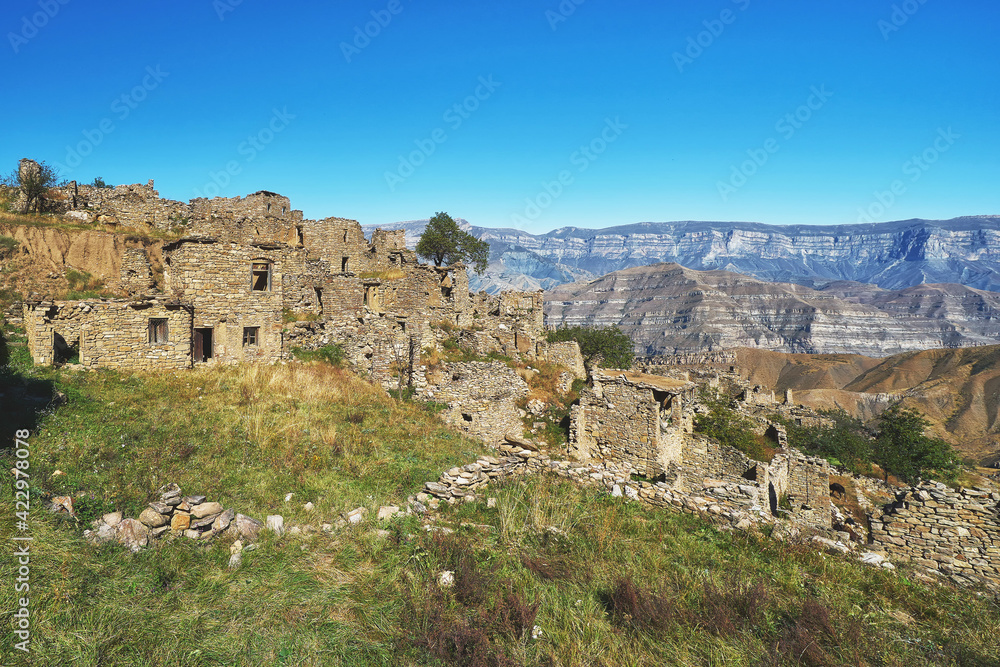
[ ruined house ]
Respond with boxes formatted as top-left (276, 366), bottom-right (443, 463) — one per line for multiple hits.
top-left (567, 369), bottom-right (835, 530)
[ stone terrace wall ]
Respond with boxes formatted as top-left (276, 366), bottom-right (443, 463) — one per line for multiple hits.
top-left (871, 482), bottom-right (1000, 589)
top-left (24, 298), bottom-right (192, 370)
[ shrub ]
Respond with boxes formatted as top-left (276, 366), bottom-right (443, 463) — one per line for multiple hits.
top-left (0, 235), bottom-right (19, 259)
top-left (546, 325), bottom-right (634, 370)
top-left (694, 390), bottom-right (768, 461)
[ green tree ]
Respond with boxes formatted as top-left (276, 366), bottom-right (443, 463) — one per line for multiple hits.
top-left (782, 409), bottom-right (872, 474)
top-left (92, 176), bottom-right (113, 188)
top-left (546, 325), bottom-right (634, 370)
top-left (2, 160), bottom-right (61, 213)
top-left (415, 212), bottom-right (490, 274)
top-left (694, 390), bottom-right (767, 461)
top-left (871, 405), bottom-right (960, 483)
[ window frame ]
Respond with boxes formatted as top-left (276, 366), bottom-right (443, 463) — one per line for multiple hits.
top-left (148, 318), bottom-right (169, 344)
top-left (251, 261), bottom-right (272, 291)
top-left (242, 326), bottom-right (260, 347)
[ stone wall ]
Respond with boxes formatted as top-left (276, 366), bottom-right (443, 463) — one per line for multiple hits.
top-left (419, 361), bottom-right (528, 445)
top-left (164, 240), bottom-right (297, 364)
top-left (871, 482), bottom-right (1000, 588)
top-left (544, 340), bottom-right (586, 379)
top-left (117, 247), bottom-right (156, 296)
top-left (24, 298), bottom-right (192, 370)
top-left (569, 370), bottom-right (695, 478)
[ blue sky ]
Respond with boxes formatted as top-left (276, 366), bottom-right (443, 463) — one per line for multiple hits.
top-left (2, 0), bottom-right (997, 232)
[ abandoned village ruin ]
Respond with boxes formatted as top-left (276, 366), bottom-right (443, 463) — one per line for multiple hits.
top-left (10, 158), bottom-right (1000, 591)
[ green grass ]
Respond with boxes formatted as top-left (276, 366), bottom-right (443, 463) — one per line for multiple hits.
top-left (0, 363), bottom-right (998, 665)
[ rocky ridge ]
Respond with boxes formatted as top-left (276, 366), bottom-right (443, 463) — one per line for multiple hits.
top-left (369, 216), bottom-right (1000, 295)
top-left (544, 263), bottom-right (1000, 357)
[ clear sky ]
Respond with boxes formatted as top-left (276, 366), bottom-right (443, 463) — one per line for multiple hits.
top-left (2, 0), bottom-right (997, 232)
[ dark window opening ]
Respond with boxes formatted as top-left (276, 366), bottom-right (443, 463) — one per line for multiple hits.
top-left (742, 466), bottom-right (758, 481)
top-left (194, 328), bottom-right (213, 362)
top-left (148, 318), bottom-right (169, 344)
top-left (243, 327), bottom-right (259, 347)
top-left (251, 262), bottom-right (271, 291)
top-left (441, 286), bottom-right (453, 298)
top-left (341, 257), bottom-right (349, 272)
top-left (297, 226), bottom-right (304, 245)
top-left (462, 413), bottom-right (473, 423)
top-left (281, 206), bottom-right (286, 214)
top-left (314, 287), bottom-right (323, 312)
top-left (768, 483), bottom-right (778, 516)
top-left (343, 230), bottom-right (348, 242)
top-left (266, 202), bottom-right (271, 213)
top-left (399, 321), bottom-right (406, 333)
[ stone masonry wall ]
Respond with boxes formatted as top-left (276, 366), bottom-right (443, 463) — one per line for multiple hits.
top-left (420, 361), bottom-right (528, 445)
top-left (24, 299), bottom-right (192, 370)
top-left (164, 240), bottom-right (287, 364)
top-left (871, 482), bottom-right (1000, 589)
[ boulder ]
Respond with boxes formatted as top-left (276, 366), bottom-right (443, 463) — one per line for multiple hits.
top-left (158, 483), bottom-right (181, 500)
top-left (148, 501), bottom-right (173, 515)
top-left (51, 496), bottom-right (74, 516)
top-left (191, 502), bottom-right (223, 519)
top-left (212, 509), bottom-right (235, 533)
top-left (265, 515), bottom-right (285, 535)
top-left (183, 495), bottom-right (207, 505)
top-left (138, 508), bottom-right (169, 528)
top-left (102, 511), bottom-right (123, 527)
top-left (170, 513), bottom-right (191, 531)
top-left (347, 507), bottom-right (366, 525)
top-left (377, 505), bottom-right (400, 521)
top-left (116, 518), bottom-right (150, 552)
top-left (234, 514), bottom-right (263, 541)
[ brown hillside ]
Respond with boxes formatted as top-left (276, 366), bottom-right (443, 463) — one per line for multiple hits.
top-left (732, 346), bottom-right (1000, 463)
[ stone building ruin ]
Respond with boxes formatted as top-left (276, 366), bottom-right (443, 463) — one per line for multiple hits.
top-left (21, 166), bottom-right (547, 392)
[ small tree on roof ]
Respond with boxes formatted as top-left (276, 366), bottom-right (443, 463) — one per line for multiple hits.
top-left (415, 212), bottom-right (490, 274)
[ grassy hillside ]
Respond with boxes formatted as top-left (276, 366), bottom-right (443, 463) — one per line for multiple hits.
top-left (1, 362), bottom-right (1000, 665)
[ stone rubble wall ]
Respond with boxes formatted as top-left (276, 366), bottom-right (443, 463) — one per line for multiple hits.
top-left (117, 247), bottom-right (156, 296)
top-left (419, 361), bottom-right (529, 445)
top-left (871, 481), bottom-right (1000, 589)
top-left (543, 340), bottom-right (586, 379)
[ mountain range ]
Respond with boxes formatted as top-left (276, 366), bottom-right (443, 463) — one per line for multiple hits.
top-left (366, 216), bottom-right (1000, 295)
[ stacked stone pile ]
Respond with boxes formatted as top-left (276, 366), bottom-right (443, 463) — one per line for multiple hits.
top-left (870, 481), bottom-right (1000, 588)
top-left (84, 484), bottom-right (264, 552)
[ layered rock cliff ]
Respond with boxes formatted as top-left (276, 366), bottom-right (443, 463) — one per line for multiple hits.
top-left (370, 216), bottom-right (1000, 294)
top-left (545, 263), bottom-right (1000, 357)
